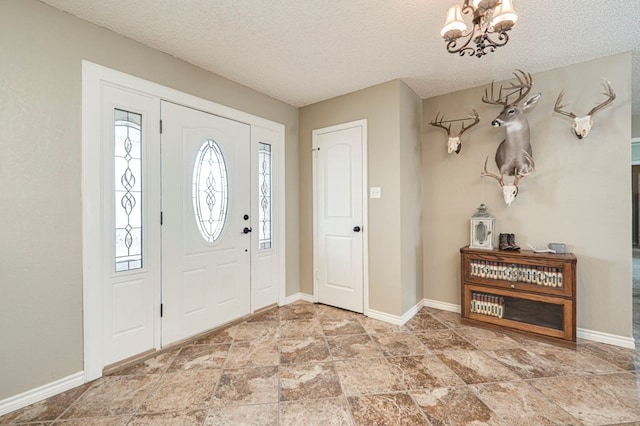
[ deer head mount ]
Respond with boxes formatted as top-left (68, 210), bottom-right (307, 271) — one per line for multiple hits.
top-left (481, 69), bottom-right (540, 205)
top-left (429, 109), bottom-right (480, 154)
top-left (553, 79), bottom-right (616, 140)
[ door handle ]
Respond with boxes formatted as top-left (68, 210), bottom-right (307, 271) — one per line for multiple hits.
top-left (353, 226), bottom-right (361, 232)
top-left (243, 227), bottom-right (252, 234)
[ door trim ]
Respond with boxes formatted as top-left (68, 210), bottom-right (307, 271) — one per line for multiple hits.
top-left (311, 119), bottom-right (369, 315)
top-left (82, 61), bottom-right (286, 381)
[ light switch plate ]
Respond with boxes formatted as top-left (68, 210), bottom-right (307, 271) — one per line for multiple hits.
top-left (370, 187), bottom-right (381, 198)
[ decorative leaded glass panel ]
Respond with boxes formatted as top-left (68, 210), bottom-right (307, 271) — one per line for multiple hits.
top-left (258, 142), bottom-right (272, 250)
top-left (192, 139), bottom-right (228, 243)
top-left (114, 109), bottom-right (143, 272)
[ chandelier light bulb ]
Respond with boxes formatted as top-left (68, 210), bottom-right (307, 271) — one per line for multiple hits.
top-left (441, 5), bottom-right (467, 40)
top-left (491, 0), bottom-right (518, 31)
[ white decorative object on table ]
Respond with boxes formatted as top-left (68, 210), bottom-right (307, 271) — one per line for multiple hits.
top-left (470, 204), bottom-right (494, 249)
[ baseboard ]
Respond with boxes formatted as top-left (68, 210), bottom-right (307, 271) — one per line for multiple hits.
top-left (422, 298), bottom-right (461, 314)
top-left (282, 292), bottom-right (314, 305)
top-left (577, 328), bottom-right (636, 349)
top-left (367, 299), bottom-right (424, 326)
top-left (0, 371), bottom-right (85, 417)
top-left (422, 299), bottom-right (635, 349)
top-left (285, 293), bottom-right (426, 327)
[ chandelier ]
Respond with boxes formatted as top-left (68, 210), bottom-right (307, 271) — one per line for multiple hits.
top-left (440, 0), bottom-right (518, 58)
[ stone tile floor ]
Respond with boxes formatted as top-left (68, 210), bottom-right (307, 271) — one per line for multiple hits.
top-left (632, 251), bottom-right (640, 342)
top-left (2, 301), bottom-right (639, 425)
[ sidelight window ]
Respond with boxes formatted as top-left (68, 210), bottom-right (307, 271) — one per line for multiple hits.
top-left (114, 109), bottom-right (143, 272)
top-left (258, 142), bottom-right (272, 250)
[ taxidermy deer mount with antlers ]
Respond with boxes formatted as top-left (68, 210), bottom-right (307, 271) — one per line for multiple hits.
top-left (429, 109), bottom-right (480, 154)
top-left (480, 69), bottom-right (541, 206)
top-left (553, 79), bottom-right (616, 140)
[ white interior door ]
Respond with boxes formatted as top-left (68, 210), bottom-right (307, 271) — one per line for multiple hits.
top-left (161, 101), bottom-right (251, 345)
top-left (313, 120), bottom-right (366, 313)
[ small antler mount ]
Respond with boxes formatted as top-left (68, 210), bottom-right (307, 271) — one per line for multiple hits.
top-left (553, 78), bottom-right (616, 140)
top-left (429, 109), bottom-right (480, 154)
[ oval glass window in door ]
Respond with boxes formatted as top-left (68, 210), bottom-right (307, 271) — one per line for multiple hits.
top-left (192, 139), bottom-right (229, 243)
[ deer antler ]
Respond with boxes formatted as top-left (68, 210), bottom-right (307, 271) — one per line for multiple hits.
top-left (458, 109), bottom-right (480, 136)
top-left (482, 69), bottom-right (533, 107)
top-left (507, 69), bottom-right (533, 105)
top-left (554, 79), bottom-right (616, 119)
top-left (481, 156), bottom-right (504, 186)
top-left (553, 91), bottom-right (577, 118)
top-left (587, 79), bottom-right (616, 117)
top-left (482, 80), bottom-right (508, 106)
top-left (429, 113), bottom-right (452, 136)
top-left (513, 150), bottom-right (536, 186)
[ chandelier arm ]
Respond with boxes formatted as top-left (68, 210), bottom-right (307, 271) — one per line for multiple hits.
top-left (485, 30), bottom-right (510, 48)
top-left (473, 30), bottom-right (510, 57)
top-left (460, 2), bottom-right (476, 18)
top-left (446, 37), bottom-right (474, 56)
top-left (445, 23), bottom-right (481, 57)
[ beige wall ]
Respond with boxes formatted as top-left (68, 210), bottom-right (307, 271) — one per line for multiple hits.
top-left (399, 83), bottom-right (424, 312)
top-left (0, 0), bottom-right (298, 400)
top-left (299, 80), bottom-right (422, 316)
top-left (423, 53), bottom-right (633, 337)
top-left (633, 114), bottom-right (640, 138)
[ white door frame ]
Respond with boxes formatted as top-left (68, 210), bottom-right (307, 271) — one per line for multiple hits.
top-left (312, 119), bottom-right (369, 315)
top-left (82, 61), bottom-right (286, 382)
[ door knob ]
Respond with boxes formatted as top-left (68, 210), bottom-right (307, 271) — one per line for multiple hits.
top-left (353, 226), bottom-right (361, 232)
top-left (243, 227), bottom-right (252, 234)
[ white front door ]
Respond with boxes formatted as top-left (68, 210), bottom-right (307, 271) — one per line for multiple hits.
top-left (161, 101), bottom-right (251, 345)
top-left (313, 120), bottom-right (367, 313)
top-left (85, 63), bottom-right (285, 380)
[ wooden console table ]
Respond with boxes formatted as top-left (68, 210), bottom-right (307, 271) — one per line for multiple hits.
top-left (460, 246), bottom-right (577, 346)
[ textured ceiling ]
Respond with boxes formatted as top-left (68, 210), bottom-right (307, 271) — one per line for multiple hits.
top-left (40, 0), bottom-right (640, 111)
